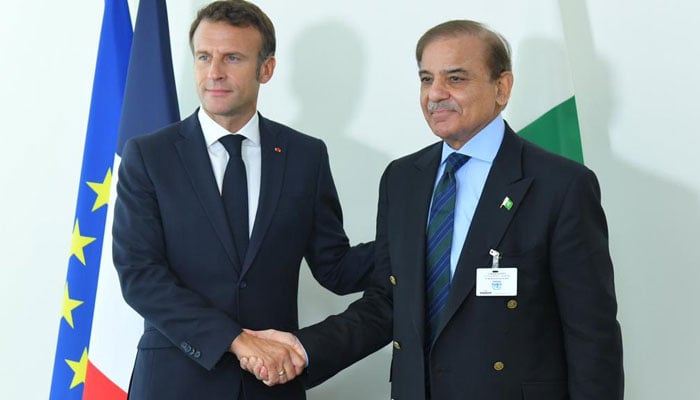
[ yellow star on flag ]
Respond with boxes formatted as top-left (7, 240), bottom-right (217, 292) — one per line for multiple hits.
top-left (61, 283), bottom-right (83, 329)
top-left (65, 348), bottom-right (89, 389)
top-left (70, 220), bottom-right (96, 266)
top-left (86, 168), bottom-right (112, 212)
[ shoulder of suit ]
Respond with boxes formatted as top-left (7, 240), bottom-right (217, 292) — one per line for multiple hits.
top-left (390, 141), bottom-right (441, 166)
top-left (126, 118), bottom-right (185, 147)
top-left (259, 115), bottom-right (325, 147)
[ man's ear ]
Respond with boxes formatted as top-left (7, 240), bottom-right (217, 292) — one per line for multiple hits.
top-left (495, 71), bottom-right (514, 107)
top-left (258, 56), bottom-right (276, 83)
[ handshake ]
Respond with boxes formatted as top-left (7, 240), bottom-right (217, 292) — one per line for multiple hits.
top-left (230, 329), bottom-right (307, 386)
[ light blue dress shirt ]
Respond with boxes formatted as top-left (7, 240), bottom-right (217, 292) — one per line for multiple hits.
top-left (430, 115), bottom-right (505, 279)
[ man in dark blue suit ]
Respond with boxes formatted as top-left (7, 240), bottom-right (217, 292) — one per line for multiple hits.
top-left (244, 20), bottom-right (624, 400)
top-left (112, 1), bottom-right (373, 399)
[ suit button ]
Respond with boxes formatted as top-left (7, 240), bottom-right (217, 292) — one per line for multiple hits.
top-left (389, 275), bottom-right (397, 285)
top-left (493, 361), bottom-right (505, 371)
top-left (180, 342), bottom-right (188, 350)
top-left (393, 341), bottom-right (401, 350)
top-left (239, 280), bottom-right (247, 289)
top-left (506, 299), bottom-right (518, 309)
top-left (194, 350), bottom-right (201, 358)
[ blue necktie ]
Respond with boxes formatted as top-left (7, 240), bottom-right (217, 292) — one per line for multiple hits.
top-left (219, 135), bottom-right (249, 266)
top-left (425, 152), bottom-right (470, 346)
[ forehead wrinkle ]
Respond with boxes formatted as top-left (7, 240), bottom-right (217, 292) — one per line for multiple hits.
top-left (419, 65), bottom-right (469, 74)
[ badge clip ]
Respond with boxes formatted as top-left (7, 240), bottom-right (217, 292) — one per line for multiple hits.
top-left (489, 249), bottom-right (500, 270)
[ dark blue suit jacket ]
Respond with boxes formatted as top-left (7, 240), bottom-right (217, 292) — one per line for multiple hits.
top-left (297, 124), bottom-right (624, 400)
top-left (113, 111), bottom-right (373, 400)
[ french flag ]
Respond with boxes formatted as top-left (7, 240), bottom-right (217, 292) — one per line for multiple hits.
top-left (49, 1), bottom-right (179, 398)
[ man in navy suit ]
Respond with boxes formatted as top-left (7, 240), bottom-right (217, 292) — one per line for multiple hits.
top-left (244, 20), bottom-right (624, 399)
top-left (112, 1), bottom-right (373, 399)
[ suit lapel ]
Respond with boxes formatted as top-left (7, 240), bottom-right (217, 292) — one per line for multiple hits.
top-left (241, 115), bottom-right (287, 276)
top-left (436, 127), bottom-right (533, 339)
top-left (174, 112), bottom-right (240, 270)
top-left (401, 143), bottom-right (442, 342)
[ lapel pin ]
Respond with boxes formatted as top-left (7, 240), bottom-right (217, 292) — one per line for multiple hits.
top-left (500, 196), bottom-right (514, 211)
top-left (274, 147), bottom-right (282, 153)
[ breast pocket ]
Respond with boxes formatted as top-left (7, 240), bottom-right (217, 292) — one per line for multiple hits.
top-left (498, 243), bottom-right (547, 278)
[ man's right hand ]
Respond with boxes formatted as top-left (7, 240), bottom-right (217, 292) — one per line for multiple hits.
top-left (237, 329), bottom-right (307, 386)
top-left (230, 330), bottom-right (306, 386)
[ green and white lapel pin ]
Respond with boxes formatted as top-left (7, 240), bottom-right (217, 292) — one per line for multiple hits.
top-left (500, 196), bottom-right (514, 211)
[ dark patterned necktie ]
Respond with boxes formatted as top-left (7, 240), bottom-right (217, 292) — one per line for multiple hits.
top-left (425, 152), bottom-right (470, 346)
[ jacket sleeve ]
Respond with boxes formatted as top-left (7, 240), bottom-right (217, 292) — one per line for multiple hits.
top-left (550, 167), bottom-right (624, 399)
top-left (112, 138), bottom-right (242, 371)
top-left (303, 141), bottom-right (375, 295)
top-left (296, 164), bottom-right (394, 386)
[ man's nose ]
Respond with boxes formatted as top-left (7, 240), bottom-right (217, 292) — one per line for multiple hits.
top-left (207, 60), bottom-right (224, 80)
top-left (428, 78), bottom-right (449, 101)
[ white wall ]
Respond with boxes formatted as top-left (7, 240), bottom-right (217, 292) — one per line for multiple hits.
top-left (561, 2), bottom-right (700, 398)
top-left (1, 0), bottom-right (697, 398)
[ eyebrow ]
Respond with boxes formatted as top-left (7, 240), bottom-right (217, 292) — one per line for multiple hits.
top-left (196, 51), bottom-right (250, 63)
top-left (418, 67), bottom-right (468, 75)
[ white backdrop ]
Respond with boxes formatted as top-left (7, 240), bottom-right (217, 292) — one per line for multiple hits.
top-left (1, 0), bottom-right (698, 398)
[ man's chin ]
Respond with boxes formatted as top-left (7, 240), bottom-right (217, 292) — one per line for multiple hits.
top-left (202, 104), bottom-right (234, 116)
top-left (429, 124), bottom-right (456, 140)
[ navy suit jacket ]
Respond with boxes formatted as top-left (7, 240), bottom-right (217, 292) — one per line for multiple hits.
top-left (113, 111), bottom-right (373, 400)
top-left (297, 124), bottom-right (624, 400)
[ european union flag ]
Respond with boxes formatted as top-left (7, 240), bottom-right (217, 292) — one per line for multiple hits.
top-left (49, 1), bottom-right (132, 399)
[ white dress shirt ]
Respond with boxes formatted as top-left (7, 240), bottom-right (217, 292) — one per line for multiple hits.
top-left (198, 108), bottom-right (261, 237)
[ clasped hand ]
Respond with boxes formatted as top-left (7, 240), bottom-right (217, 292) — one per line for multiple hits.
top-left (231, 329), bottom-right (306, 386)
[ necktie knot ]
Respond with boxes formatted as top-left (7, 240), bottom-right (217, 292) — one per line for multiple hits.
top-left (219, 135), bottom-right (245, 157)
top-left (444, 153), bottom-right (470, 174)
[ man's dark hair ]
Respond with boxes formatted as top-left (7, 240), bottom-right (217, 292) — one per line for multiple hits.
top-left (416, 20), bottom-right (511, 81)
top-left (189, 0), bottom-right (276, 71)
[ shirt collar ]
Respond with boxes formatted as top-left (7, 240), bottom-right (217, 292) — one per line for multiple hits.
top-left (440, 114), bottom-right (504, 163)
top-left (198, 107), bottom-right (261, 148)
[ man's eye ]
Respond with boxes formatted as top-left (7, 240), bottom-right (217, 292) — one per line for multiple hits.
top-left (420, 76), bottom-right (432, 83)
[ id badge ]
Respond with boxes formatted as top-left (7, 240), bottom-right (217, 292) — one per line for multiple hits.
top-left (475, 249), bottom-right (518, 296)
top-left (476, 267), bottom-right (517, 296)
